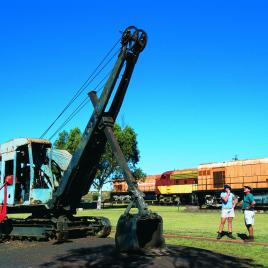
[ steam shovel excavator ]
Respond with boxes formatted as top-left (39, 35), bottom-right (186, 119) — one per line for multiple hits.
top-left (0, 26), bottom-right (165, 252)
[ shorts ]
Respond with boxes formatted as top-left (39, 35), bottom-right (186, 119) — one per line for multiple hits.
top-left (244, 210), bottom-right (255, 225)
top-left (221, 208), bottom-right (235, 218)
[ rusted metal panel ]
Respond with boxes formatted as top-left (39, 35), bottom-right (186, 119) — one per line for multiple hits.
top-left (47, 148), bottom-right (72, 171)
top-left (0, 138), bottom-right (50, 155)
top-left (0, 138), bottom-right (53, 208)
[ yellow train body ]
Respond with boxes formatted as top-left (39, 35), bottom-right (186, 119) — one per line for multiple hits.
top-left (157, 184), bottom-right (197, 194)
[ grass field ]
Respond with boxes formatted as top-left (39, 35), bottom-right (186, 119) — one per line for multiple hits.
top-left (8, 206), bottom-right (268, 267)
top-left (77, 206), bottom-right (268, 267)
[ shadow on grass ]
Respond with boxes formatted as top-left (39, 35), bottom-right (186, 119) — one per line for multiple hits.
top-left (237, 233), bottom-right (248, 241)
top-left (40, 244), bottom-right (263, 268)
top-left (168, 245), bottom-right (263, 268)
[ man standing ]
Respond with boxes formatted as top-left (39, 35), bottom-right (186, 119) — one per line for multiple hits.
top-left (217, 185), bottom-right (237, 239)
top-left (242, 185), bottom-right (256, 242)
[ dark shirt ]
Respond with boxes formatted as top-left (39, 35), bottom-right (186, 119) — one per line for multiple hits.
top-left (242, 193), bottom-right (255, 210)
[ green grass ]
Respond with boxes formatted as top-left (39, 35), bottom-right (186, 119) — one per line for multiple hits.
top-left (77, 206), bottom-right (268, 267)
top-left (77, 206), bottom-right (268, 242)
top-left (8, 206), bottom-right (268, 267)
top-left (165, 237), bottom-right (268, 267)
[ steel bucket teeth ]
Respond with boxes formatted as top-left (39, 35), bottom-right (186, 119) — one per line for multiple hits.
top-left (115, 213), bottom-right (165, 252)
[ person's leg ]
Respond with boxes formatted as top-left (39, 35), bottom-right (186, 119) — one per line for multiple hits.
top-left (244, 211), bottom-right (254, 241)
top-left (217, 217), bottom-right (226, 239)
top-left (227, 217), bottom-right (235, 239)
top-left (227, 217), bottom-right (232, 233)
top-left (218, 217), bottom-right (226, 233)
top-left (247, 225), bottom-right (254, 239)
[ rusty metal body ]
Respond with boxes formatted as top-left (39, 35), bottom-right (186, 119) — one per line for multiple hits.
top-left (0, 26), bottom-right (165, 252)
top-left (0, 138), bottom-right (61, 211)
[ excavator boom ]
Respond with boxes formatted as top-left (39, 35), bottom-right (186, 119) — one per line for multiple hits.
top-left (0, 26), bottom-right (165, 252)
top-left (54, 26), bottom-right (147, 211)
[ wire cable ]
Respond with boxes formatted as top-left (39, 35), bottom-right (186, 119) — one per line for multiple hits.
top-left (40, 39), bottom-right (120, 139)
top-left (48, 60), bottom-right (126, 141)
top-left (49, 97), bottom-right (89, 141)
top-left (48, 67), bottom-right (114, 140)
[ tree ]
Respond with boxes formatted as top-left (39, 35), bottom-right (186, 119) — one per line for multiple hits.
top-left (54, 128), bottom-right (82, 154)
top-left (54, 124), bottom-right (145, 209)
top-left (54, 130), bottom-right (68, 150)
top-left (93, 124), bottom-right (145, 209)
top-left (64, 128), bottom-right (82, 154)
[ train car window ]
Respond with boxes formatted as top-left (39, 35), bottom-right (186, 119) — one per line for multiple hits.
top-left (4, 160), bottom-right (13, 177)
top-left (51, 160), bottom-right (62, 188)
top-left (213, 171), bottom-right (225, 188)
top-left (16, 145), bottom-right (31, 203)
top-left (32, 143), bottom-right (50, 189)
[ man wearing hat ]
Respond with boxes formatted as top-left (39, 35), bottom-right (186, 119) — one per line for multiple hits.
top-left (217, 184), bottom-right (237, 239)
top-left (242, 186), bottom-right (256, 242)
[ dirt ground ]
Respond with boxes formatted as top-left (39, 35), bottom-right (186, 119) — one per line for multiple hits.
top-left (0, 237), bottom-right (262, 268)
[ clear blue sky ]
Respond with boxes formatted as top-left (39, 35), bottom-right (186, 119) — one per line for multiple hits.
top-left (1, 1), bottom-right (268, 175)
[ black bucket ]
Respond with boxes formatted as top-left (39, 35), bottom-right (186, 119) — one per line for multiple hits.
top-left (115, 212), bottom-right (165, 252)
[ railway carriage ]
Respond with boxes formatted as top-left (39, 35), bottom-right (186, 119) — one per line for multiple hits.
top-left (155, 169), bottom-right (198, 204)
top-left (195, 158), bottom-right (268, 207)
top-left (111, 158), bottom-right (268, 207)
top-left (112, 169), bottom-right (198, 205)
top-left (112, 175), bottom-right (160, 202)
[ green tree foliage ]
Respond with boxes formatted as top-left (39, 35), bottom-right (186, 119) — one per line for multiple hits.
top-left (54, 124), bottom-right (145, 208)
top-left (93, 123), bottom-right (145, 209)
top-left (65, 128), bottom-right (82, 154)
top-left (93, 124), bottom-right (146, 191)
top-left (54, 128), bottom-right (82, 154)
top-left (54, 130), bottom-right (68, 150)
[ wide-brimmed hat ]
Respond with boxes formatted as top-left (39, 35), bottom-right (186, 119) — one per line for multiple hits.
top-left (244, 185), bottom-right (252, 192)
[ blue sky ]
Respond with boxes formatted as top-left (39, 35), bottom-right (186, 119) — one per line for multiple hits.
top-left (0, 1), bottom-right (268, 175)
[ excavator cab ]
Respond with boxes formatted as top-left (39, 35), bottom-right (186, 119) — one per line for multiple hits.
top-left (0, 139), bottom-right (53, 208)
top-left (0, 139), bottom-right (71, 210)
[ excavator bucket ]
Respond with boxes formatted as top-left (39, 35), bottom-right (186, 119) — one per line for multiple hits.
top-left (115, 212), bottom-right (165, 252)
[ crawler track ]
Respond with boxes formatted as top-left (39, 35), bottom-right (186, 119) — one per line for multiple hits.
top-left (0, 216), bottom-right (111, 242)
